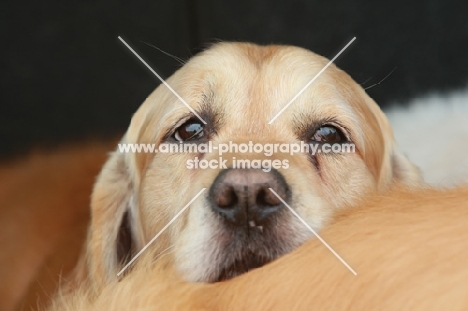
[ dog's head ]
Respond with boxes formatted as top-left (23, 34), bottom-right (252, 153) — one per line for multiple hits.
top-left (86, 42), bottom-right (421, 284)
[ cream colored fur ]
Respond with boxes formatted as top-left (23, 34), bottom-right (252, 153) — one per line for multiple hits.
top-left (77, 42), bottom-right (421, 290)
top-left (48, 185), bottom-right (468, 310)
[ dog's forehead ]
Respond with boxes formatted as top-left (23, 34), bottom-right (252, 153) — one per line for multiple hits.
top-left (175, 43), bottom-right (362, 135)
top-left (187, 42), bottom-right (337, 90)
top-left (135, 42), bottom-right (381, 149)
top-left (196, 42), bottom-right (327, 70)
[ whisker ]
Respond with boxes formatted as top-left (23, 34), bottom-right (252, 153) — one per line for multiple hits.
top-left (360, 76), bottom-right (373, 85)
top-left (364, 67), bottom-right (397, 90)
top-left (140, 41), bottom-right (187, 65)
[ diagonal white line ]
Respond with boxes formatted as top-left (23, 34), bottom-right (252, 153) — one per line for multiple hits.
top-left (268, 188), bottom-right (357, 275)
top-left (118, 36), bottom-right (207, 124)
top-left (117, 188), bottom-right (206, 276)
top-left (268, 37), bottom-right (356, 124)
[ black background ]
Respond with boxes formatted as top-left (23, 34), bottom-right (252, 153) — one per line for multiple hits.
top-left (2, 0), bottom-right (467, 157)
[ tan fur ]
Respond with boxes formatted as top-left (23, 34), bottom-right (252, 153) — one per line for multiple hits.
top-left (0, 42), bottom-right (424, 310)
top-left (82, 42), bottom-right (422, 286)
top-left (0, 141), bottom-right (114, 311)
top-left (48, 185), bottom-right (468, 310)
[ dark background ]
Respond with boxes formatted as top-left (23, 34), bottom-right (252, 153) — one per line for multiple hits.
top-left (2, 0), bottom-right (467, 158)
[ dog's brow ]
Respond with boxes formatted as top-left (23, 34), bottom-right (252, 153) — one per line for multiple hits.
top-left (161, 95), bottom-right (223, 141)
top-left (196, 95), bottom-right (223, 134)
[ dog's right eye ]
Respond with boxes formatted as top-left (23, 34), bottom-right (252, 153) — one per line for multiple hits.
top-left (173, 119), bottom-right (205, 142)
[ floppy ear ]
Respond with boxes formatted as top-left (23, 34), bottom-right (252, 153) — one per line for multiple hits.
top-left (84, 141), bottom-right (144, 285)
top-left (334, 69), bottom-right (423, 188)
top-left (371, 101), bottom-right (424, 187)
top-left (83, 98), bottom-right (157, 285)
top-left (390, 147), bottom-right (423, 185)
top-left (77, 76), bottom-right (183, 286)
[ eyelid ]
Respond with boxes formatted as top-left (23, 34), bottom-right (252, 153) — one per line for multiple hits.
top-left (162, 114), bottom-right (195, 141)
top-left (319, 122), bottom-right (352, 142)
top-left (175, 115), bottom-right (196, 130)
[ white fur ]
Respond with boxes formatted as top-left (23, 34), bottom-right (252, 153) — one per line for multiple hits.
top-left (386, 87), bottom-right (468, 186)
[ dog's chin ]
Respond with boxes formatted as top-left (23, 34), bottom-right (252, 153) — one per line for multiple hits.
top-left (208, 223), bottom-right (288, 283)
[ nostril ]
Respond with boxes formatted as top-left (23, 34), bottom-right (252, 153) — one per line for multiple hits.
top-left (216, 185), bottom-right (238, 208)
top-left (257, 185), bottom-right (282, 207)
top-left (256, 188), bottom-right (268, 206)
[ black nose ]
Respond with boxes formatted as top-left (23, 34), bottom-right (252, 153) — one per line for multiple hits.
top-left (209, 168), bottom-right (289, 226)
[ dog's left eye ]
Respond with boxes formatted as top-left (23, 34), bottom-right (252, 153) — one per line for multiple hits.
top-left (174, 119), bottom-right (205, 142)
top-left (311, 125), bottom-right (344, 143)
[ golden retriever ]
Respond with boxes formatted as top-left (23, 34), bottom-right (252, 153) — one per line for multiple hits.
top-left (1, 42), bottom-right (425, 310)
top-left (80, 42), bottom-right (422, 287)
top-left (48, 185), bottom-right (468, 310)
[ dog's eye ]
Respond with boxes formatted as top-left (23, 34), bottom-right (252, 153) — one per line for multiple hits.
top-left (174, 119), bottom-right (205, 142)
top-left (312, 125), bottom-right (344, 143)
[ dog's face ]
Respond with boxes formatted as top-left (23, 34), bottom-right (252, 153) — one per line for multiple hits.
top-left (87, 42), bottom-right (421, 284)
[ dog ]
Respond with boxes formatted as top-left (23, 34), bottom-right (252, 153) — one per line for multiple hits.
top-left (77, 41), bottom-right (422, 288)
top-left (47, 185), bottom-right (468, 310)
